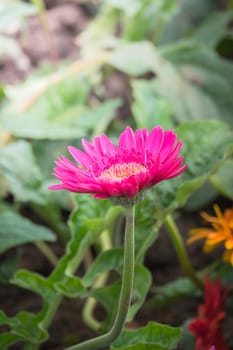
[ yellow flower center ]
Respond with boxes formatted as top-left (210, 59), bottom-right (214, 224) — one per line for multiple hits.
top-left (99, 162), bottom-right (147, 182)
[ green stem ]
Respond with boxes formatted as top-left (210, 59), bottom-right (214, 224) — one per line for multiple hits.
top-left (39, 296), bottom-right (62, 330)
top-left (165, 214), bottom-right (203, 290)
top-left (35, 241), bottom-right (59, 267)
top-left (136, 216), bottom-right (164, 264)
top-left (82, 296), bottom-right (102, 332)
top-left (23, 296), bottom-right (63, 350)
top-left (66, 205), bottom-right (135, 350)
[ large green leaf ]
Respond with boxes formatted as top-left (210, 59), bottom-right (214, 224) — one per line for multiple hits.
top-left (89, 262), bottom-right (152, 324)
top-left (153, 120), bottom-right (233, 210)
top-left (210, 159), bottom-right (233, 200)
top-left (108, 42), bottom-right (158, 76)
top-left (11, 270), bottom-right (54, 300)
top-left (0, 73), bottom-right (120, 139)
top-left (109, 40), bottom-right (233, 126)
top-left (132, 79), bottom-right (173, 130)
top-left (159, 0), bottom-right (218, 45)
top-left (160, 41), bottom-right (233, 125)
top-left (149, 277), bottom-right (200, 309)
top-left (0, 141), bottom-right (44, 203)
top-left (0, 332), bottom-right (19, 350)
top-left (0, 211), bottom-right (55, 254)
top-left (192, 10), bottom-right (233, 47)
top-left (0, 310), bottom-right (48, 343)
top-left (134, 194), bottom-right (163, 262)
top-left (184, 181), bottom-right (218, 211)
top-left (80, 7), bottom-right (119, 55)
top-left (111, 321), bottom-right (181, 350)
top-left (0, 253), bottom-right (19, 284)
top-left (128, 265), bottom-right (152, 322)
top-left (83, 248), bottom-right (123, 287)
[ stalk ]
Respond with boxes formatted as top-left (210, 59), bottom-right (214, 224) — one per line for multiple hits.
top-left (165, 214), bottom-right (203, 290)
top-left (66, 205), bottom-right (135, 350)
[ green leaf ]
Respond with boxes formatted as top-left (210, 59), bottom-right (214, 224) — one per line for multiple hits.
top-left (132, 79), bottom-right (173, 130)
top-left (89, 263), bottom-right (151, 324)
top-left (15, 312), bottom-right (48, 342)
top-left (0, 253), bottom-right (19, 284)
top-left (212, 262), bottom-right (233, 287)
top-left (108, 42), bottom-right (158, 76)
top-left (90, 281), bottom-right (120, 320)
top-left (3, 204), bottom-right (114, 347)
top-left (178, 321), bottom-right (195, 350)
top-left (160, 41), bottom-right (233, 126)
top-left (105, 0), bottom-right (143, 16)
top-left (0, 310), bottom-right (48, 343)
top-left (80, 8), bottom-right (119, 55)
top-left (46, 204), bottom-right (112, 290)
top-left (0, 70), bottom-right (120, 139)
top-left (109, 40), bottom-right (233, 126)
top-left (83, 248), bottom-right (123, 287)
top-left (0, 333), bottom-right (19, 350)
top-left (0, 141), bottom-right (44, 203)
top-left (0, 211), bottom-right (55, 254)
top-left (193, 10), bottom-right (233, 47)
top-left (111, 321), bottom-right (181, 350)
top-left (210, 159), bottom-right (233, 200)
top-left (0, 310), bottom-right (18, 328)
top-left (127, 265), bottom-right (152, 322)
top-left (184, 181), bottom-right (218, 211)
top-left (153, 120), bottom-right (233, 210)
top-left (0, 75), bottom-right (90, 138)
top-left (11, 270), bottom-right (54, 300)
top-left (149, 277), bottom-right (200, 309)
top-left (55, 276), bottom-right (86, 298)
top-left (159, 0), bottom-right (218, 45)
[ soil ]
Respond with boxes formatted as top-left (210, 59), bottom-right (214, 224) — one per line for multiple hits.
top-left (0, 1), bottom-right (233, 349)
top-left (0, 1), bottom-right (88, 84)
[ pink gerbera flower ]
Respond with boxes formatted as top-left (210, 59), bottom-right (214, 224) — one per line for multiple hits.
top-left (49, 126), bottom-right (187, 205)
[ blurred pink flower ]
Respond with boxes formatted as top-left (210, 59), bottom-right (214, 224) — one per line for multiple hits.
top-left (49, 126), bottom-right (187, 204)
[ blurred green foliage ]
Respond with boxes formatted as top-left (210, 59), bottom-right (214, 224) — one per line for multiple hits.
top-left (0, 0), bottom-right (233, 349)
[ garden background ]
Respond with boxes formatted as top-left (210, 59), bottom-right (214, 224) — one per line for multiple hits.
top-left (0, 1), bottom-right (233, 349)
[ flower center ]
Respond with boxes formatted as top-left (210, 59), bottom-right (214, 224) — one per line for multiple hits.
top-left (99, 162), bottom-right (147, 182)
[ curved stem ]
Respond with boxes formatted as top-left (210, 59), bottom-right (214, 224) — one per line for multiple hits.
top-left (35, 241), bottom-right (58, 267)
top-left (165, 214), bottom-right (203, 290)
top-left (66, 205), bottom-right (135, 350)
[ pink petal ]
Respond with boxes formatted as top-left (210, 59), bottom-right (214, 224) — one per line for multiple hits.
top-left (97, 134), bottom-right (116, 155)
top-left (82, 138), bottom-right (96, 159)
top-left (68, 146), bottom-right (93, 169)
top-left (145, 126), bottom-right (164, 154)
top-left (159, 131), bottom-right (177, 162)
top-left (118, 126), bottom-right (136, 151)
top-left (135, 128), bottom-right (148, 153)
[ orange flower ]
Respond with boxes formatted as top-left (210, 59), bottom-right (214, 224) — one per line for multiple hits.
top-left (188, 205), bottom-right (233, 265)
